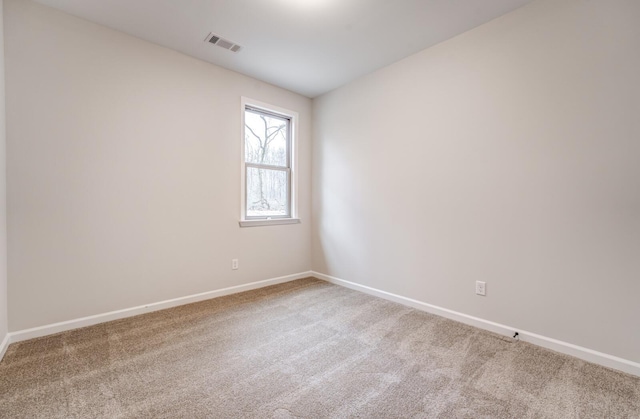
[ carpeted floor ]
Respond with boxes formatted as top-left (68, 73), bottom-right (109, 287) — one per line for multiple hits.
top-left (1, 278), bottom-right (639, 418)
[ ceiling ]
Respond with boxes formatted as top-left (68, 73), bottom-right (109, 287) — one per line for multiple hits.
top-left (33, 0), bottom-right (535, 98)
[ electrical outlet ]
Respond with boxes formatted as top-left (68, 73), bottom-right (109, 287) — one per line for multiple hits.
top-left (232, 259), bottom-right (239, 270)
top-left (475, 281), bottom-right (486, 296)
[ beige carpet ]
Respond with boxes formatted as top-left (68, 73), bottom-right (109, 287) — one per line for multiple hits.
top-left (1, 278), bottom-right (638, 418)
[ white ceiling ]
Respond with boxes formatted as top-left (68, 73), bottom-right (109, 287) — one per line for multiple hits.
top-left (33, 0), bottom-right (535, 98)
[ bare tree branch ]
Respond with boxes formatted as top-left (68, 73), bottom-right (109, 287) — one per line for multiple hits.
top-left (245, 124), bottom-right (263, 144)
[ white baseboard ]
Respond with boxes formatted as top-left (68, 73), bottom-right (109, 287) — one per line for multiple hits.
top-left (7, 271), bottom-right (313, 347)
top-left (0, 333), bottom-right (9, 362)
top-left (5, 270), bottom-right (638, 378)
top-left (312, 271), bottom-right (640, 378)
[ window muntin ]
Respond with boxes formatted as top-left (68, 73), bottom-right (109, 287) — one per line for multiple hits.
top-left (243, 104), bottom-right (292, 220)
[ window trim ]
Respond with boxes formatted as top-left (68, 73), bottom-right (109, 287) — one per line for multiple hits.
top-left (240, 97), bottom-right (300, 227)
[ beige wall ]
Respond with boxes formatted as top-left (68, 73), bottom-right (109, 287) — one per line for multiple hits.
top-left (312, 0), bottom-right (640, 363)
top-left (0, 0), bottom-right (8, 343)
top-left (4, 0), bottom-right (639, 367)
top-left (5, 0), bottom-right (311, 331)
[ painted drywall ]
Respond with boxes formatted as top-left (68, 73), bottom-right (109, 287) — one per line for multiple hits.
top-left (5, 0), bottom-right (311, 331)
top-left (0, 0), bottom-right (8, 346)
top-left (312, 0), bottom-right (640, 363)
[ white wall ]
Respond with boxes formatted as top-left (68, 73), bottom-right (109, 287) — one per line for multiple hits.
top-left (0, 0), bottom-right (8, 346)
top-left (5, 0), bottom-right (311, 331)
top-left (312, 0), bottom-right (640, 363)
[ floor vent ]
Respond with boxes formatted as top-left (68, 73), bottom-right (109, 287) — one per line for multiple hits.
top-left (204, 32), bottom-right (242, 53)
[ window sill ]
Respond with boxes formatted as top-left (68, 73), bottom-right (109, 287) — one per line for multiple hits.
top-left (239, 218), bottom-right (301, 228)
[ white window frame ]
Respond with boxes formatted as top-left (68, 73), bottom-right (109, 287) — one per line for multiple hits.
top-left (239, 97), bottom-right (300, 227)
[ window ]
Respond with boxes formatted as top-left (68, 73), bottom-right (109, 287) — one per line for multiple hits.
top-left (240, 98), bottom-right (299, 227)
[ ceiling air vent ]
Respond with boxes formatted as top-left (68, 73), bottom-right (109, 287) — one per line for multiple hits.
top-left (204, 32), bottom-right (242, 53)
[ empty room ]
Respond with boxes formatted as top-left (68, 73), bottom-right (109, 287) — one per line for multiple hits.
top-left (0, 0), bottom-right (639, 417)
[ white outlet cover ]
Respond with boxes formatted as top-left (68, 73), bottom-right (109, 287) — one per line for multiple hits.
top-left (476, 281), bottom-right (486, 296)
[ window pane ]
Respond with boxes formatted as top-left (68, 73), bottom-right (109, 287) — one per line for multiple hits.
top-left (244, 110), bottom-right (288, 167)
top-left (246, 167), bottom-right (289, 217)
